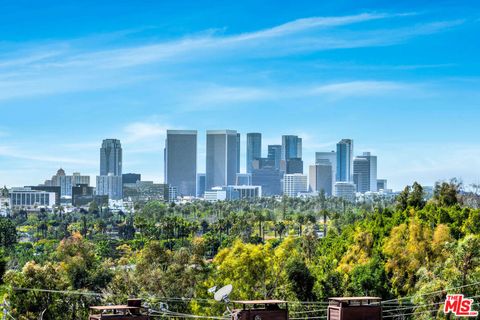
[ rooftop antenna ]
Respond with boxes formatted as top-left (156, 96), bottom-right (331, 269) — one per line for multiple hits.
top-left (211, 284), bottom-right (233, 314)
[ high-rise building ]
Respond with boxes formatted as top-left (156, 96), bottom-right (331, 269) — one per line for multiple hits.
top-left (246, 133), bottom-right (262, 173)
top-left (353, 157), bottom-right (369, 193)
top-left (334, 182), bottom-right (356, 202)
top-left (206, 130), bottom-right (238, 190)
top-left (252, 158), bottom-right (276, 170)
top-left (100, 139), bottom-right (122, 176)
top-left (309, 163), bottom-right (333, 196)
top-left (315, 151), bottom-right (336, 191)
top-left (72, 184), bottom-right (94, 207)
top-left (98, 139), bottom-right (123, 200)
top-left (196, 173), bottom-right (206, 198)
top-left (286, 158), bottom-right (303, 174)
top-left (353, 152), bottom-right (377, 193)
top-left (251, 168), bottom-right (283, 196)
top-left (283, 174), bottom-right (308, 197)
top-left (96, 174), bottom-right (123, 200)
top-left (237, 133), bottom-right (241, 173)
top-left (336, 139), bottom-right (353, 182)
top-left (268, 145), bottom-right (282, 170)
top-left (122, 173), bottom-right (141, 184)
top-left (281, 135), bottom-right (302, 161)
top-left (164, 130), bottom-right (197, 196)
top-left (377, 179), bottom-right (387, 191)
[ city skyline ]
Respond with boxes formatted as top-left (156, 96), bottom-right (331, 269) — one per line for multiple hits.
top-left (1, 1), bottom-right (480, 190)
top-left (0, 129), bottom-right (476, 192)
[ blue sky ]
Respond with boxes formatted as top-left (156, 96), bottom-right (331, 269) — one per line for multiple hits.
top-left (0, 0), bottom-right (479, 191)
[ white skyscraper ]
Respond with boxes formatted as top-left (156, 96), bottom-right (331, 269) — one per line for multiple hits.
top-left (315, 151), bottom-right (336, 191)
top-left (283, 174), bottom-right (308, 197)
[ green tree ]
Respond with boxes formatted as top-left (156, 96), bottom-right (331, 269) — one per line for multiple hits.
top-left (0, 217), bottom-right (17, 247)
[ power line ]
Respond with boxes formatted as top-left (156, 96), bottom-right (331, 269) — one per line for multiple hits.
top-left (382, 308), bottom-right (446, 319)
top-left (12, 287), bottom-right (102, 297)
top-left (382, 281), bottom-right (480, 303)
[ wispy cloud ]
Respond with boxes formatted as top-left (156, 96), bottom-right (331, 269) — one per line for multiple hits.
top-left (0, 145), bottom-right (94, 165)
top-left (178, 80), bottom-right (418, 109)
top-left (311, 80), bottom-right (411, 99)
top-left (0, 13), bottom-right (464, 101)
top-left (123, 122), bottom-right (168, 143)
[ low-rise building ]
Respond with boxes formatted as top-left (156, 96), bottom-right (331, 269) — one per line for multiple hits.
top-left (334, 182), bottom-right (356, 202)
top-left (9, 187), bottom-right (56, 210)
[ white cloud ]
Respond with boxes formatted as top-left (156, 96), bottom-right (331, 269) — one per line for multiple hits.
top-left (0, 13), bottom-right (464, 101)
top-left (0, 145), bottom-right (94, 165)
top-left (122, 122), bottom-right (168, 143)
top-left (311, 80), bottom-right (410, 99)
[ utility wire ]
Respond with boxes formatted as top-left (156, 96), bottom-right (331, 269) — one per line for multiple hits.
top-left (382, 281), bottom-right (480, 303)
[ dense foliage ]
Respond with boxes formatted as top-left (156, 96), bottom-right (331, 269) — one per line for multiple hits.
top-left (0, 181), bottom-right (479, 319)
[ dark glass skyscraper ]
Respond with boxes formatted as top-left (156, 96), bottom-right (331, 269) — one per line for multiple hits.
top-left (165, 130), bottom-right (197, 196)
top-left (267, 145), bottom-right (282, 170)
top-left (336, 139), bottom-right (353, 182)
top-left (281, 135), bottom-right (302, 161)
top-left (122, 173), bottom-right (141, 184)
top-left (206, 130), bottom-right (238, 190)
top-left (100, 139), bottom-right (122, 176)
top-left (246, 133), bottom-right (262, 173)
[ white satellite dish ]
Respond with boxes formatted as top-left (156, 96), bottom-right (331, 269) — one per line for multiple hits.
top-left (208, 286), bottom-right (217, 294)
top-left (214, 284), bottom-right (233, 302)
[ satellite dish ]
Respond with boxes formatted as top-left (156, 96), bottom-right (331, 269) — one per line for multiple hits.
top-left (208, 286), bottom-right (217, 294)
top-left (214, 284), bottom-right (233, 302)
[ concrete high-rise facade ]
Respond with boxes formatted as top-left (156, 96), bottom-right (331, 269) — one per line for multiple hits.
top-left (336, 139), bottom-right (353, 182)
top-left (164, 130), bottom-right (197, 196)
top-left (100, 139), bottom-right (122, 176)
top-left (309, 163), bottom-right (333, 196)
top-left (246, 133), bottom-right (262, 173)
top-left (315, 151), bottom-right (336, 191)
top-left (96, 174), bottom-right (123, 200)
top-left (206, 130), bottom-right (238, 190)
top-left (237, 133), bottom-right (241, 173)
top-left (353, 152), bottom-right (377, 193)
top-left (353, 157), bottom-right (369, 193)
top-left (268, 145), bottom-right (282, 170)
